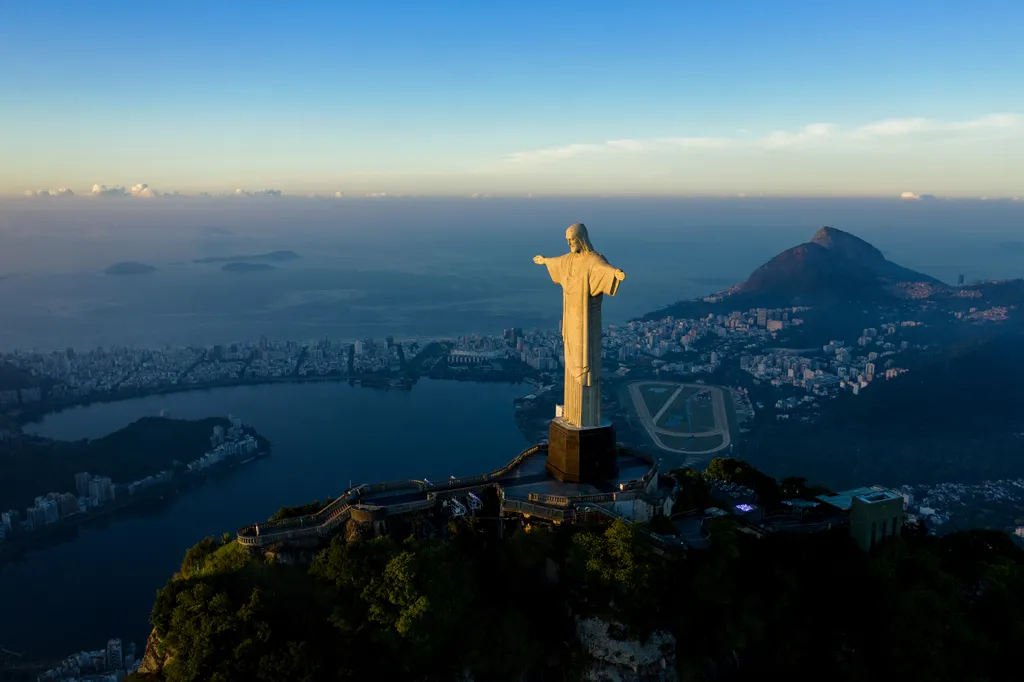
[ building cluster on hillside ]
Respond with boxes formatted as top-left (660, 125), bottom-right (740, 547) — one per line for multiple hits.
top-left (955, 306), bottom-right (1011, 323)
top-left (743, 324), bottom-right (912, 403)
top-left (447, 309), bottom-right (810, 379)
top-left (0, 421), bottom-right (254, 547)
top-left (894, 478), bottom-right (1024, 538)
top-left (186, 416), bottom-right (259, 471)
top-left (37, 637), bottom-right (140, 681)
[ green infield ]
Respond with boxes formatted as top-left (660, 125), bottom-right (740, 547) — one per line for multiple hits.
top-left (639, 384), bottom-right (676, 418)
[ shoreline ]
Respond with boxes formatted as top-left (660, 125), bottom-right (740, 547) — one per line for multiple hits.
top-left (0, 449), bottom-right (270, 569)
top-left (3, 377), bottom-right (538, 567)
top-left (13, 371), bottom-right (533, 430)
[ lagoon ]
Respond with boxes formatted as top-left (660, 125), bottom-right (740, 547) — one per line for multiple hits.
top-left (2, 379), bottom-right (530, 659)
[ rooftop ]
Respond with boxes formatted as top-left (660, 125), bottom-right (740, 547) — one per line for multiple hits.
top-left (817, 485), bottom-right (900, 511)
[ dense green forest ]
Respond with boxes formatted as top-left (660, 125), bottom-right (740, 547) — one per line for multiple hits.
top-left (130, 463), bottom-right (1024, 682)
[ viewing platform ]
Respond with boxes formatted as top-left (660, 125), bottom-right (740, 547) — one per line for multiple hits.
top-left (237, 443), bottom-right (675, 548)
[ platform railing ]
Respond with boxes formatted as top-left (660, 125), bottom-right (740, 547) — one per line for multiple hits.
top-left (237, 443), bottom-right (547, 547)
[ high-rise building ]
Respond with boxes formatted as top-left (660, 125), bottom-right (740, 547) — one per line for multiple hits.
top-left (106, 639), bottom-right (124, 670)
top-left (27, 506), bottom-right (47, 528)
top-left (865, 362), bottom-right (876, 379)
top-left (88, 476), bottom-right (113, 506)
top-left (40, 499), bottom-right (59, 524)
top-left (756, 308), bottom-right (767, 326)
top-left (1, 509), bottom-right (19, 533)
top-left (75, 471), bottom-right (92, 497)
top-left (59, 493), bottom-right (79, 517)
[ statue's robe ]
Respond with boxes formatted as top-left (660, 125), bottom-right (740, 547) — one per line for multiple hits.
top-left (543, 251), bottom-right (621, 428)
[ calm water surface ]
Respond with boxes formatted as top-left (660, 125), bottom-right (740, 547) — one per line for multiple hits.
top-left (2, 379), bottom-right (529, 658)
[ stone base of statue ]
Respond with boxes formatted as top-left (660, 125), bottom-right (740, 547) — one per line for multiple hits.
top-left (545, 417), bottom-right (618, 484)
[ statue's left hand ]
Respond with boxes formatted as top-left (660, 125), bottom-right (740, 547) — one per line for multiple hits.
top-left (614, 269), bottom-right (626, 281)
top-left (533, 255), bottom-right (546, 265)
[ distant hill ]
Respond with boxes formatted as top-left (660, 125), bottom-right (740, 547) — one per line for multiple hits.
top-left (195, 250), bottom-right (299, 264)
top-left (104, 261), bottom-right (157, 276)
top-left (647, 227), bottom-right (945, 318)
top-left (736, 226), bottom-right (941, 302)
top-left (221, 262), bottom-right (275, 273)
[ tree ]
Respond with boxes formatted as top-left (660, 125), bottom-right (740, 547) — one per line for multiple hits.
top-left (567, 520), bottom-right (661, 635)
top-left (668, 466), bottom-right (711, 511)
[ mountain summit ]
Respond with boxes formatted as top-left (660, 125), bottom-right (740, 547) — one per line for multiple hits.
top-left (733, 226), bottom-right (941, 304)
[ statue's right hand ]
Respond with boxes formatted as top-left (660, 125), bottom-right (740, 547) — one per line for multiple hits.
top-left (533, 255), bottom-right (545, 265)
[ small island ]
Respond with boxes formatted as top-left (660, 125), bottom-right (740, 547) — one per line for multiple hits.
top-left (104, 262), bottom-right (157, 276)
top-left (221, 262), bottom-right (275, 273)
top-left (194, 250), bottom-right (299, 264)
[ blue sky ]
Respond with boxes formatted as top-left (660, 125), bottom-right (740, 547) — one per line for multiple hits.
top-left (3, 0), bottom-right (1023, 197)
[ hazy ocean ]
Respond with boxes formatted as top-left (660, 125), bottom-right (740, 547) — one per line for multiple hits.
top-left (1, 197), bottom-right (1021, 351)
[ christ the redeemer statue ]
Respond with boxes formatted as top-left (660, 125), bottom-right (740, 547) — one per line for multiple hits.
top-left (534, 223), bottom-right (626, 429)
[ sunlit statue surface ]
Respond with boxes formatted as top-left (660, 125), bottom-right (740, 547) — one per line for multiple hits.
top-left (534, 223), bottom-right (626, 429)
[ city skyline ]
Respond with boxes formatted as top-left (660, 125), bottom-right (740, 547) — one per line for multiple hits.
top-left (3, 1), bottom-right (1024, 197)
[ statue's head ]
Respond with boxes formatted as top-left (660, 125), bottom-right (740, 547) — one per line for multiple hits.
top-left (566, 223), bottom-right (594, 254)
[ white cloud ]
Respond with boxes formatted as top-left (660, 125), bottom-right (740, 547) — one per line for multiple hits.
top-left (230, 188), bottom-right (282, 197)
top-left (131, 183), bottom-right (159, 198)
top-left (506, 143), bottom-right (601, 163)
top-left (900, 191), bottom-right (921, 200)
top-left (91, 184), bottom-right (129, 197)
top-left (334, 191), bottom-right (345, 198)
top-left (505, 114), bottom-right (1024, 164)
top-left (760, 123), bottom-right (839, 150)
top-left (23, 187), bottom-right (75, 198)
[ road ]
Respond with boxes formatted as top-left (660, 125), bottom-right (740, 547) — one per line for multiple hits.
top-left (628, 381), bottom-right (732, 457)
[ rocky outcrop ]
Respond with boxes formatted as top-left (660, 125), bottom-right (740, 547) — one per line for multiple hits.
top-left (265, 546), bottom-right (318, 566)
top-left (576, 617), bottom-right (677, 682)
top-left (137, 627), bottom-right (172, 675)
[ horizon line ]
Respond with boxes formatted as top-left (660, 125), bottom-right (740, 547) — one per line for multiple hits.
top-left (5, 192), bottom-right (1024, 202)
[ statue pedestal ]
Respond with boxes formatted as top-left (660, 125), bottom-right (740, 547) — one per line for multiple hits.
top-left (546, 417), bottom-right (618, 484)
